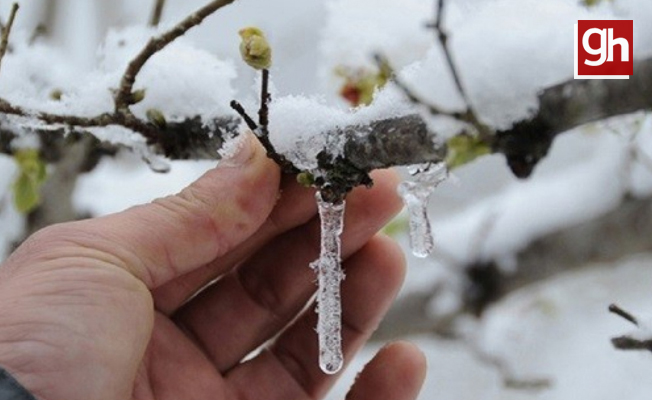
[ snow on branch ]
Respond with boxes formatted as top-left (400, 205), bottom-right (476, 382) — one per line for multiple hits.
top-left (114, 0), bottom-right (236, 113)
top-left (375, 195), bottom-right (652, 340)
top-left (2, 55), bottom-right (652, 178)
top-left (494, 56), bottom-right (652, 177)
top-left (0, 0), bottom-right (237, 146)
top-left (0, 0), bottom-right (651, 186)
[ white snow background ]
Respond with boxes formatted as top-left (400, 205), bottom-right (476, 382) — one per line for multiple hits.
top-left (1, 0), bottom-right (652, 399)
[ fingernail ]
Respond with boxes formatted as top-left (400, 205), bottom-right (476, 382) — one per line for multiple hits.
top-left (219, 132), bottom-right (255, 167)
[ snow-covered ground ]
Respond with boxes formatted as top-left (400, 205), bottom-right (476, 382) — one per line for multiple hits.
top-left (1, 0), bottom-right (652, 399)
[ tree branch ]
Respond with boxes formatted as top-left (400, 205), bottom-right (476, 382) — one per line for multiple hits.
top-left (609, 304), bottom-right (639, 326)
top-left (0, 45), bottom-right (651, 181)
top-left (149, 0), bottom-right (167, 27)
top-left (611, 336), bottom-right (652, 352)
top-left (494, 57), bottom-right (652, 177)
top-left (423, 0), bottom-right (491, 141)
top-left (375, 54), bottom-right (465, 120)
top-left (114, 0), bottom-right (236, 113)
top-left (0, 0), bottom-right (238, 149)
top-left (0, 99), bottom-right (159, 142)
top-left (375, 194), bottom-right (652, 338)
top-left (3, 50), bottom-right (652, 172)
top-left (608, 304), bottom-right (652, 353)
top-left (0, 3), bottom-right (19, 74)
top-left (429, 0), bottom-right (470, 110)
top-left (0, 115), bottom-right (238, 161)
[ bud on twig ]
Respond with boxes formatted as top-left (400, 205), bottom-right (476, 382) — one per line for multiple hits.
top-left (238, 27), bottom-right (272, 70)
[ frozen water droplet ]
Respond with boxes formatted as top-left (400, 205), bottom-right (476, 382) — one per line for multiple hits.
top-left (398, 163), bottom-right (447, 258)
top-left (312, 191), bottom-right (345, 375)
top-left (135, 143), bottom-right (171, 173)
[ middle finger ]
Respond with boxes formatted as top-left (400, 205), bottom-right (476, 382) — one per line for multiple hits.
top-left (172, 170), bottom-right (401, 372)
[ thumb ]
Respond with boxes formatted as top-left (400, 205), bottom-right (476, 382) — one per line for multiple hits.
top-left (10, 133), bottom-right (281, 289)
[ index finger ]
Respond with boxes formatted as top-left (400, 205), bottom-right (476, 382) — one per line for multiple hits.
top-left (11, 134), bottom-right (281, 289)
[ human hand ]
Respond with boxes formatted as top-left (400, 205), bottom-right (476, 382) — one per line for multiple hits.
top-left (0, 134), bottom-right (426, 400)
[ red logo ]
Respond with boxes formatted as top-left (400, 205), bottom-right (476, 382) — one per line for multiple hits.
top-left (574, 20), bottom-right (633, 79)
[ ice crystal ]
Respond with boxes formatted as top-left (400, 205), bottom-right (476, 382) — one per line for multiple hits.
top-left (398, 162), bottom-right (447, 258)
top-left (310, 191), bottom-right (346, 374)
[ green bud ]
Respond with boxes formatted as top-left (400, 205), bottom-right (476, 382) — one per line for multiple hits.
top-left (130, 89), bottom-right (146, 105)
top-left (146, 108), bottom-right (167, 129)
top-left (49, 89), bottom-right (63, 101)
top-left (296, 171), bottom-right (315, 188)
top-left (12, 149), bottom-right (47, 214)
top-left (238, 26), bottom-right (272, 70)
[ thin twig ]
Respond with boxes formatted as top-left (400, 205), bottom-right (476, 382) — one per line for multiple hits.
top-left (230, 69), bottom-right (299, 175)
top-left (429, 0), bottom-right (469, 106)
top-left (0, 3), bottom-right (19, 74)
top-left (609, 304), bottom-right (639, 326)
top-left (259, 68), bottom-right (270, 128)
top-left (149, 0), bottom-right (167, 27)
top-left (115, 0), bottom-right (236, 113)
top-left (375, 51), bottom-right (492, 145)
top-left (608, 304), bottom-right (652, 352)
top-left (434, 0), bottom-right (444, 31)
top-left (0, 0), bottom-right (236, 144)
top-left (426, 0), bottom-right (492, 142)
top-left (374, 54), bottom-right (465, 120)
top-left (230, 100), bottom-right (258, 131)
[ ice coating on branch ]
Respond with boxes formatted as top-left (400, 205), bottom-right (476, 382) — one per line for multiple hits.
top-left (398, 163), bottom-right (448, 258)
top-left (268, 89), bottom-right (414, 171)
top-left (310, 192), bottom-right (346, 374)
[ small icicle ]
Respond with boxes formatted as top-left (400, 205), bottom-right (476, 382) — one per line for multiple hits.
top-left (397, 162), bottom-right (447, 258)
top-left (310, 191), bottom-right (346, 375)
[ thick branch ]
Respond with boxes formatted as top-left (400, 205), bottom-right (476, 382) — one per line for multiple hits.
top-left (2, 56), bottom-right (652, 175)
top-left (0, 116), bottom-right (237, 161)
top-left (465, 196), bottom-right (652, 314)
top-left (114, 0), bottom-right (236, 112)
top-left (375, 194), bottom-right (652, 339)
top-left (362, 54), bottom-right (652, 173)
top-left (0, 99), bottom-right (159, 142)
top-left (372, 56), bottom-right (652, 177)
top-left (494, 57), bottom-right (652, 177)
top-left (340, 114), bottom-right (444, 170)
top-left (611, 336), bottom-right (652, 352)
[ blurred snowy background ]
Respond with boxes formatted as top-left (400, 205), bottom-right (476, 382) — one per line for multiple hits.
top-left (1, 0), bottom-right (652, 399)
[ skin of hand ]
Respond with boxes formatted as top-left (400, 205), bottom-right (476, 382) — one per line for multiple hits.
top-left (0, 133), bottom-right (426, 400)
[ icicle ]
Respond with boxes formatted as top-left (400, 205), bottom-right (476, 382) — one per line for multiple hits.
top-left (310, 191), bottom-right (346, 375)
top-left (397, 162), bottom-right (447, 258)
